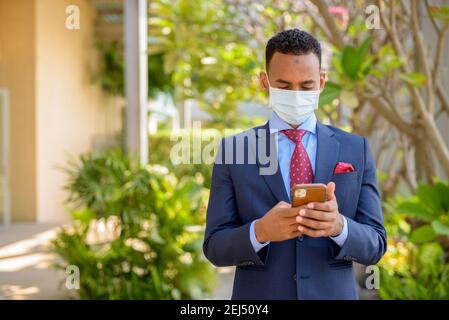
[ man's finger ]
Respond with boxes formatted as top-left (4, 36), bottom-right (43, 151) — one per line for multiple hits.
top-left (280, 207), bottom-right (303, 217)
top-left (305, 201), bottom-right (337, 213)
top-left (288, 230), bottom-right (303, 239)
top-left (299, 207), bottom-right (335, 221)
top-left (286, 216), bottom-right (301, 226)
top-left (296, 216), bottom-right (331, 230)
top-left (276, 201), bottom-right (291, 209)
top-left (326, 182), bottom-right (336, 201)
top-left (297, 225), bottom-right (332, 238)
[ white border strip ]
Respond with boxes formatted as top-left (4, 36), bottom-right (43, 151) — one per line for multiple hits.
top-left (0, 88), bottom-right (10, 226)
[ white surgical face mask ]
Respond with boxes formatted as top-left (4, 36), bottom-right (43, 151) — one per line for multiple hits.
top-left (267, 78), bottom-right (320, 126)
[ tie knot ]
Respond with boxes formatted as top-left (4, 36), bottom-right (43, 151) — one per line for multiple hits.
top-left (281, 129), bottom-right (306, 144)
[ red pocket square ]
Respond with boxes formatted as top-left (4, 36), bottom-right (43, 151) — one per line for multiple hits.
top-left (334, 162), bottom-right (355, 174)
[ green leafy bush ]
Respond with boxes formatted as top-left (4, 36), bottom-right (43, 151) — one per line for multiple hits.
top-left (148, 128), bottom-right (241, 188)
top-left (52, 150), bottom-right (216, 299)
top-left (396, 182), bottom-right (449, 243)
top-left (379, 181), bottom-right (449, 299)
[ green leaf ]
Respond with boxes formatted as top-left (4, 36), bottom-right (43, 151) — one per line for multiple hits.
top-left (399, 72), bottom-right (426, 88)
top-left (332, 54), bottom-right (344, 74)
top-left (70, 208), bottom-right (96, 223)
top-left (319, 82), bottom-right (341, 107)
top-left (410, 225), bottom-right (437, 244)
top-left (358, 37), bottom-right (372, 58)
top-left (396, 202), bottom-right (434, 221)
top-left (341, 46), bottom-right (361, 80)
top-left (431, 220), bottom-right (449, 235)
top-left (434, 181), bottom-right (449, 211)
top-left (416, 183), bottom-right (443, 215)
top-left (340, 38), bottom-right (372, 81)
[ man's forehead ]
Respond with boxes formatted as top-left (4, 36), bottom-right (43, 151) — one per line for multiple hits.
top-left (268, 52), bottom-right (320, 74)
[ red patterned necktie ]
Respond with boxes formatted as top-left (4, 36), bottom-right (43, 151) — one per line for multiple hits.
top-left (281, 129), bottom-right (314, 189)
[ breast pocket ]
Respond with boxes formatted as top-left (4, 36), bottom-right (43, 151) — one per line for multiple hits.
top-left (331, 171), bottom-right (359, 217)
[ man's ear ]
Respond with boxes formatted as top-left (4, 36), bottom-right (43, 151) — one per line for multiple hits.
top-left (319, 70), bottom-right (327, 91)
top-left (259, 71), bottom-right (269, 92)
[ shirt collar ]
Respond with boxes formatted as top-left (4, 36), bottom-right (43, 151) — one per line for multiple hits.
top-left (268, 111), bottom-right (317, 135)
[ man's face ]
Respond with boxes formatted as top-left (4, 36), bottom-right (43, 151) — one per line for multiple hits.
top-left (260, 52), bottom-right (326, 92)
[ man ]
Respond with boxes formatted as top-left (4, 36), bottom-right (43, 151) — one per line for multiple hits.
top-left (203, 29), bottom-right (386, 300)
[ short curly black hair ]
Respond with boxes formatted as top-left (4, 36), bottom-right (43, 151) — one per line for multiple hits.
top-left (265, 29), bottom-right (321, 69)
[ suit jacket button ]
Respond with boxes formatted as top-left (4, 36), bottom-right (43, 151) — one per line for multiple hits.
top-left (293, 274), bottom-right (297, 281)
top-left (298, 236), bottom-right (304, 242)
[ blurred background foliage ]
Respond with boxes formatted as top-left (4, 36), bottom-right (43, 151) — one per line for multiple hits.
top-left (53, 150), bottom-right (216, 299)
top-left (53, 0), bottom-right (449, 299)
top-left (380, 180), bottom-right (449, 299)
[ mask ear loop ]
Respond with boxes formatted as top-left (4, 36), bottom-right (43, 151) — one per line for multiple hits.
top-left (265, 72), bottom-right (274, 110)
top-left (264, 71), bottom-right (272, 89)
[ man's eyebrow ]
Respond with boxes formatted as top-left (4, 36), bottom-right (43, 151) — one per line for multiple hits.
top-left (275, 79), bottom-right (291, 84)
top-left (274, 79), bottom-right (316, 85)
top-left (300, 79), bottom-right (316, 85)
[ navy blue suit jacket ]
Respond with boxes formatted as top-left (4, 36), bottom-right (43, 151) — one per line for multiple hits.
top-left (203, 121), bottom-right (387, 300)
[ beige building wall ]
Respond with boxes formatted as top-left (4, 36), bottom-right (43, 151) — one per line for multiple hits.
top-left (0, 0), bottom-right (37, 221)
top-left (35, 0), bottom-right (121, 222)
top-left (0, 0), bottom-right (121, 222)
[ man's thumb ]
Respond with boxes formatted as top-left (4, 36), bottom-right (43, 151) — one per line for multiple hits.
top-left (327, 182), bottom-right (336, 200)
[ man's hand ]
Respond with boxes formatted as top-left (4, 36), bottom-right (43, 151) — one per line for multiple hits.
top-left (296, 182), bottom-right (344, 238)
top-left (254, 201), bottom-right (302, 243)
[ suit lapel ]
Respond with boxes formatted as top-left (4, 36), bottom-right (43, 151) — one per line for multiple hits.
top-left (313, 122), bottom-right (340, 184)
top-left (252, 122), bottom-right (289, 203)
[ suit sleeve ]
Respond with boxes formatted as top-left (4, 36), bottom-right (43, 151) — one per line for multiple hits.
top-left (331, 137), bottom-right (387, 265)
top-left (203, 139), bottom-right (268, 267)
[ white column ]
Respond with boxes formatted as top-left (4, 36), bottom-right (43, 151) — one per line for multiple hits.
top-left (124, 0), bottom-right (148, 164)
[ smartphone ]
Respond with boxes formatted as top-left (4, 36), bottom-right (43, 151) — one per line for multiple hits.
top-left (291, 183), bottom-right (327, 207)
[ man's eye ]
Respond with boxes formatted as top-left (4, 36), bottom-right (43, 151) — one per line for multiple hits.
top-left (279, 86), bottom-right (289, 90)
